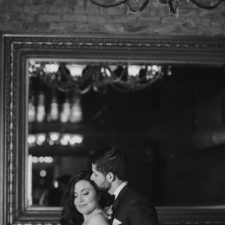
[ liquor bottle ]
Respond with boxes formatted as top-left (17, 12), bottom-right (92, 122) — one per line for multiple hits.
top-left (28, 96), bottom-right (36, 122)
top-left (36, 92), bottom-right (46, 122)
top-left (47, 92), bottom-right (59, 122)
top-left (70, 98), bottom-right (82, 123)
top-left (60, 98), bottom-right (71, 123)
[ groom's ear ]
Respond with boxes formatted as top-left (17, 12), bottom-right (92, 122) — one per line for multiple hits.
top-left (106, 172), bottom-right (115, 182)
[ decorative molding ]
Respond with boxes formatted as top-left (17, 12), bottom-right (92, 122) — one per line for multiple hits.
top-left (2, 34), bottom-right (225, 225)
top-left (6, 36), bottom-right (225, 53)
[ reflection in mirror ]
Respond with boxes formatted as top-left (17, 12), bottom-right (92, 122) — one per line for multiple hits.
top-left (27, 60), bottom-right (225, 208)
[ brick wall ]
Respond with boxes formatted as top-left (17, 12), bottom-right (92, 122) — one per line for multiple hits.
top-left (0, 0), bottom-right (224, 35)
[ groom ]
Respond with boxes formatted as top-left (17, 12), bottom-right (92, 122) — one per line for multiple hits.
top-left (90, 146), bottom-right (159, 225)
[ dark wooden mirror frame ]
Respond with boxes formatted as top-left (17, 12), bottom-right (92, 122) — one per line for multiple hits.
top-left (1, 34), bottom-right (225, 225)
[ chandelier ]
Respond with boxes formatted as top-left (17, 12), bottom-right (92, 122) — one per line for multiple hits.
top-left (86, 0), bottom-right (225, 15)
top-left (29, 61), bottom-right (168, 94)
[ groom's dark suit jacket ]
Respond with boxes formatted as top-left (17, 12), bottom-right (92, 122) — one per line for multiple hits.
top-left (112, 185), bottom-right (159, 225)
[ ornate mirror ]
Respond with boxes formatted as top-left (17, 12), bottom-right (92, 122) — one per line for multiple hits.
top-left (1, 34), bottom-right (225, 225)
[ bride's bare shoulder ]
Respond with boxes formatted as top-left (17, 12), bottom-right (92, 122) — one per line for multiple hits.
top-left (87, 212), bottom-right (110, 225)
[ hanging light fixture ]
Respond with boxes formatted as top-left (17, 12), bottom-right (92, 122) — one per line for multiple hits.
top-left (29, 61), bottom-right (168, 94)
top-left (86, 0), bottom-right (225, 16)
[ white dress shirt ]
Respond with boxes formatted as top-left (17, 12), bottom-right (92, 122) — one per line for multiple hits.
top-left (113, 181), bottom-right (128, 199)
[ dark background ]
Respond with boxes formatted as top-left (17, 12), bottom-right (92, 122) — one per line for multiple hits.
top-left (29, 64), bottom-right (225, 206)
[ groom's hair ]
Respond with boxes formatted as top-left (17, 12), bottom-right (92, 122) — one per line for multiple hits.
top-left (90, 146), bottom-right (128, 181)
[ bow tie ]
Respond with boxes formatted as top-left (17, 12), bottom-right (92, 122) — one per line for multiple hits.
top-left (109, 194), bottom-right (115, 205)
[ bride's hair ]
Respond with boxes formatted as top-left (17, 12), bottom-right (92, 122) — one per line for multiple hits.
top-left (60, 171), bottom-right (107, 225)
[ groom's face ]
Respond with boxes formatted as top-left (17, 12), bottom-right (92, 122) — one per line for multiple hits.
top-left (91, 164), bottom-right (111, 192)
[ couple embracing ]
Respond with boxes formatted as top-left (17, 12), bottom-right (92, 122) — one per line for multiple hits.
top-left (60, 146), bottom-right (159, 225)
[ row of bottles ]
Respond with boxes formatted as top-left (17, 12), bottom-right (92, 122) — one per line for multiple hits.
top-left (28, 92), bottom-right (82, 123)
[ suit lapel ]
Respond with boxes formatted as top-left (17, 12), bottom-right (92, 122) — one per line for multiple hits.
top-left (113, 185), bottom-right (130, 212)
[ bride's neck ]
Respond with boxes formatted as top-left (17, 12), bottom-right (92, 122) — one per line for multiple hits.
top-left (83, 206), bottom-right (102, 221)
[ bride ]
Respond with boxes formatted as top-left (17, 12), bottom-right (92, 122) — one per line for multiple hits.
top-left (60, 171), bottom-right (111, 225)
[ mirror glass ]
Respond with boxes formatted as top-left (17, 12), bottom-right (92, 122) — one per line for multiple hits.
top-left (27, 60), bottom-right (225, 208)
